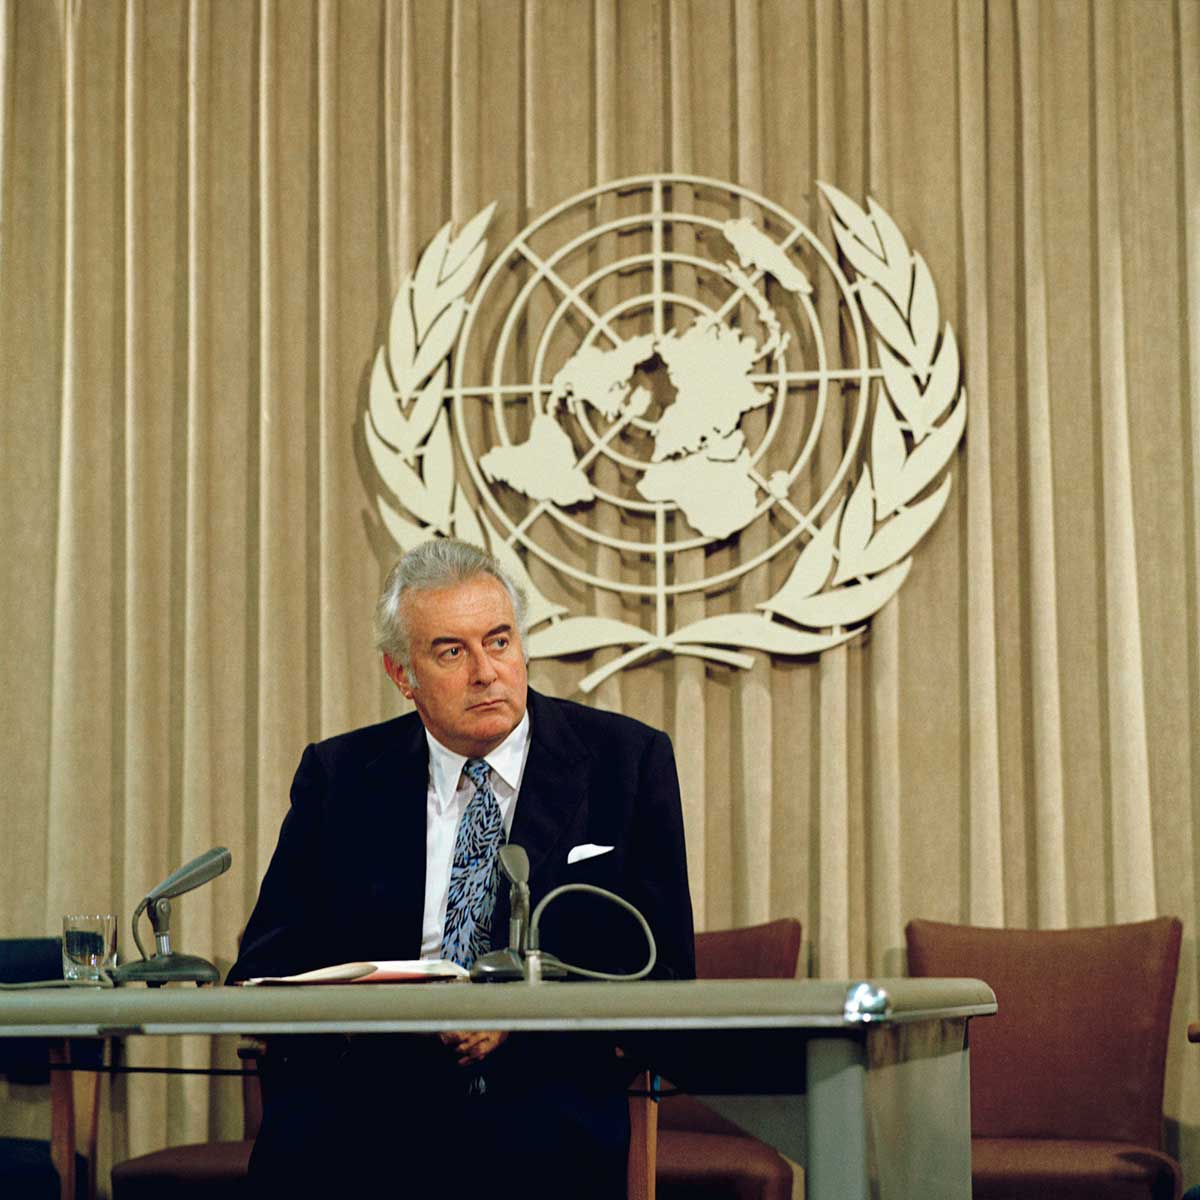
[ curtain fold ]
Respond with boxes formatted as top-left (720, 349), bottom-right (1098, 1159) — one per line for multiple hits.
top-left (2, 0), bottom-right (1198, 1181)
top-left (957, 0), bottom-right (1004, 929)
top-left (1016, 0), bottom-right (1069, 928)
top-left (1093, 0), bottom-right (1156, 923)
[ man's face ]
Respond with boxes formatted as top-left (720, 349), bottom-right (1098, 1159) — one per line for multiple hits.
top-left (384, 574), bottom-right (528, 758)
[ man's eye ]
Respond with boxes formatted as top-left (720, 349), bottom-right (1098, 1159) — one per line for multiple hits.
top-left (490, 636), bottom-right (509, 651)
top-left (441, 646), bottom-right (462, 660)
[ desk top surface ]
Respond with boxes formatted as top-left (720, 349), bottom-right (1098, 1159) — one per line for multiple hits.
top-left (0, 977), bottom-right (995, 1037)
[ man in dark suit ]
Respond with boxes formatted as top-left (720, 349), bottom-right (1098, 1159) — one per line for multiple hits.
top-left (229, 538), bottom-right (694, 1197)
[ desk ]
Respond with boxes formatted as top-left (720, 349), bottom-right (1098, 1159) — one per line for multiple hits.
top-left (0, 977), bottom-right (994, 1200)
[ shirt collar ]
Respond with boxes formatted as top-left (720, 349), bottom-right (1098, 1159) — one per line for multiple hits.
top-left (424, 708), bottom-right (532, 813)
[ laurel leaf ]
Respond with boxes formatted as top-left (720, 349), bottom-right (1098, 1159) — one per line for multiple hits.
top-left (365, 417), bottom-right (443, 527)
top-left (670, 613), bottom-right (852, 656)
top-left (440, 239), bottom-right (489, 302)
top-left (861, 282), bottom-right (915, 362)
top-left (867, 196), bottom-right (912, 299)
top-left (917, 324), bottom-right (959, 437)
top-left (405, 364), bottom-right (447, 456)
top-left (830, 222), bottom-right (889, 287)
top-left (819, 183), bottom-right (881, 256)
top-left (486, 531), bottom-right (569, 629)
top-left (421, 410), bottom-right (454, 531)
top-left (909, 253), bottom-right (938, 374)
top-left (833, 468), bottom-right (876, 584)
top-left (368, 348), bottom-right (408, 454)
top-left (376, 496), bottom-right (429, 553)
top-left (871, 385), bottom-right (908, 516)
top-left (777, 560), bottom-right (911, 628)
top-left (893, 392), bottom-right (966, 510)
top-left (758, 500), bottom-right (844, 620)
top-left (443, 202), bottom-right (497, 280)
top-left (410, 299), bottom-right (465, 390)
top-left (850, 476), bottom-right (952, 578)
top-left (364, 409), bottom-right (401, 483)
top-left (388, 282), bottom-right (417, 397)
top-left (451, 485), bottom-right (489, 550)
top-left (413, 222), bottom-right (452, 336)
top-left (526, 617), bottom-right (654, 658)
top-left (877, 340), bottom-right (924, 437)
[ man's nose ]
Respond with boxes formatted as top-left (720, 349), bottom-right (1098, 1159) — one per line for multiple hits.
top-left (468, 645), bottom-right (497, 684)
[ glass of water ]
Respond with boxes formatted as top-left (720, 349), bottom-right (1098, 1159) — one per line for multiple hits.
top-left (62, 913), bottom-right (117, 981)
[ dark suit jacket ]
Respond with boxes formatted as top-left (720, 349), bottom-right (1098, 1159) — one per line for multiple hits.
top-left (229, 689), bottom-right (695, 985)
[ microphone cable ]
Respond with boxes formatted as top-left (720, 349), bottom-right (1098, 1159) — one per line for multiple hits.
top-left (528, 883), bottom-right (657, 981)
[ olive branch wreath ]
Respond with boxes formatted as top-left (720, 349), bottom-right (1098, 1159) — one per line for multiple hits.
top-left (363, 183), bottom-right (966, 693)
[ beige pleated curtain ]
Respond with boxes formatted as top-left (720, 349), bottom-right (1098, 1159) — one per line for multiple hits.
top-left (2, 0), bottom-right (1199, 1186)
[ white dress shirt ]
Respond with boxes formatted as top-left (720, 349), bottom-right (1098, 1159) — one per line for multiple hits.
top-left (419, 710), bottom-right (532, 960)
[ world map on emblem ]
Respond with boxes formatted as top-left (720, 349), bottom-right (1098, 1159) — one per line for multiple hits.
top-left (453, 176), bottom-right (872, 595)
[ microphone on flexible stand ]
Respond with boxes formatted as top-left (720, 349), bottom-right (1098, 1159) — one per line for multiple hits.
top-left (110, 847), bottom-right (232, 986)
top-left (471, 845), bottom-right (565, 982)
top-left (470, 841), bottom-right (654, 984)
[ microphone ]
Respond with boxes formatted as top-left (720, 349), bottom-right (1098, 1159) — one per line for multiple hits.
top-left (469, 843), bottom-right (566, 982)
top-left (500, 844), bottom-right (530, 954)
top-left (110, 847), bottom-right (232, 987)
top-left (470, 844), bottom-right (531, 982)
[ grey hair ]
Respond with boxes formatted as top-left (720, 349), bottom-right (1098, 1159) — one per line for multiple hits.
top-left (374, 538), bottom-right (529, 676)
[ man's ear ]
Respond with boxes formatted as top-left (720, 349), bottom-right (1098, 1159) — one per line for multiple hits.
top-left (382, 653), bottom-right (415, 700)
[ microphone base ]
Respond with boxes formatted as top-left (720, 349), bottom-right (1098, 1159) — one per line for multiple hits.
top-left (110, 953), bottom-right (221, 987)
top-left (470, 949), bottom-right (567, 983)
top-left (470, 948), bottom-right (524, 982)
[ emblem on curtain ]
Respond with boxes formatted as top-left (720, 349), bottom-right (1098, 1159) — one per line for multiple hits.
top-left (362, 176), bottom-right (966, 692)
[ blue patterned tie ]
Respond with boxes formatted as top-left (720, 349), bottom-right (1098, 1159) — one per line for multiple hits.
top-left (441, 758), bottom-right (504, 970)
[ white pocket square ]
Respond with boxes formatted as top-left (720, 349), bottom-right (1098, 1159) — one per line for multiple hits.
top-left (567, 843), bottom-right (614, 864)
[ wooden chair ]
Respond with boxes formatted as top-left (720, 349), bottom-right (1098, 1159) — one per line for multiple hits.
top-left (906, 916), bottom-right (1183, 1200)
top-left (0, 937), bottom-right (103, 1200)
top-left (652, 918), bottom-right (803, 1200)
top-left (108, 1042), bottom-right (260, 1199)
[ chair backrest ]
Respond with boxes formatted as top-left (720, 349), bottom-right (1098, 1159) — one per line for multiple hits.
top-left (0, 937), bottom-right (62, 980)
top-left (0, 937), bottom-right (100, 1200)
top-left (905, 916), bottom-right (1182, 1147)
top-left (695, 918), bottom-right (803, 981)
top-left (0, 939), bottom-right (65, 1079)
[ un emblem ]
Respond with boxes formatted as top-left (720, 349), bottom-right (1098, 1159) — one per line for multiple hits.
top-left (364, 175), bottom-right (966, 692)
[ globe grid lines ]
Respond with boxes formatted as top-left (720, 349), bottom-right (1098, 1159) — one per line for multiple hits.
top-left (451, 178), bottom-right (874, 598)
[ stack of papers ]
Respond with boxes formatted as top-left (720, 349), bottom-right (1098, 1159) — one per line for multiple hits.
top-left (243, 959), bottom-right (468, 986)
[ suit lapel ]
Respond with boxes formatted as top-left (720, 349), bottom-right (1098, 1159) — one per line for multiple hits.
top-left (358, 713), bottom-right (429, 957)
top-left (510, 690), bottom-right (590, 882)
top-left (488, 691), bottom-right (590, 952)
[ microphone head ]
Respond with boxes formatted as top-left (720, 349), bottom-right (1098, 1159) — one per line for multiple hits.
top-left (499, 843), bottom-right (529, 885)
top-left (146, 847), bottom-right (233, 901)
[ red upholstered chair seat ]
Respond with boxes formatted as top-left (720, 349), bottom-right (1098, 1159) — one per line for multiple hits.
top-left (109, 1140), bottom-right (254, 1197)
top-left (655, 1128), bottom-right (796, 1200)
top-left (972, 1137), bottom-right (1180, 1200)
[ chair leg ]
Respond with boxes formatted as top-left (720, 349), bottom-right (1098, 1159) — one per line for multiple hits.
top-left (627, 1070), bottom-right (658, 1200)
top-left (77, 1049), bottom-right (102, 1200)
top-left (48, 1041), bottom-right (77, 1200)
